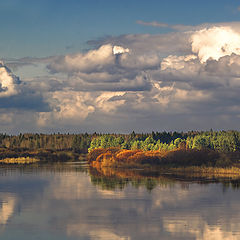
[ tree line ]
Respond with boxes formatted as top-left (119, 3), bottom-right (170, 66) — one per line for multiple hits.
top-left (0, 130), bottom-right (240, 154)
top-left (88, 130), bottom-right (240, 153)
top-left (0, 133), bottom-right (92, 153)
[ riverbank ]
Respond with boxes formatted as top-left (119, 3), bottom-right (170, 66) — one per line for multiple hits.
top-left (88, 147), bottom-right (240, 174)
top-left (0, 148), bottom-right (87, 164)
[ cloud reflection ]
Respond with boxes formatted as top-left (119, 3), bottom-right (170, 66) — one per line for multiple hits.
top-left (0, 193), bottom-right (16, 226)
top-left (0, 167), bottom-right (240, 239)
top-left (164, 216), bottom-right (240, 240)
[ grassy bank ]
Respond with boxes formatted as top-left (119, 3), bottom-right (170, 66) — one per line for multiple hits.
top-left (88, 147), bottom-right (240, 171)
top-left (159, 166), bottom-right (240, 179)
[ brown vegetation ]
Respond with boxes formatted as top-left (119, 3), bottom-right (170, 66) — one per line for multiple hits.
top-left (88, 147), bottom-right (237, 169)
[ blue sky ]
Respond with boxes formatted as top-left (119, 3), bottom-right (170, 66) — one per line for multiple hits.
top-left (1, 0), bottom-right (240, 58)
top-left (1, 1), bottom-right (240, 133)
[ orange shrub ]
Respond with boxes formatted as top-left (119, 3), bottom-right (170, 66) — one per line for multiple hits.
top-left (88, 147), bottom-right (221, 168)
top-left (98, 152), bottom-right (115, 167)
top-left (88, 148), bottom-right (106, 163)
top-left (88, 147), bottom-right (119, 163)
top-left (116, 149), bottom-right (141, 161)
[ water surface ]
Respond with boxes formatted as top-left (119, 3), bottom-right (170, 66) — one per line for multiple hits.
top-left (0, 163), bottom-right (240, 240)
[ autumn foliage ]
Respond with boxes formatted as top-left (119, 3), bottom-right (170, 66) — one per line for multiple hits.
top-left (88, 147), bottom-right (226, 168)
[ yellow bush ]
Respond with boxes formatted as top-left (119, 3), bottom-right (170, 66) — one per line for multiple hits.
top-left (0, 157), bottom-right (39, 164)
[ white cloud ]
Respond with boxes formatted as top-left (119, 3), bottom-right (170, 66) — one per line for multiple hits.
top-left (191, 26), bottom-right (240, 63)
top-left (161, 55), bottom-right (197, 70)
top-left (48, 44), bottom-right (115, 73)
top-left (37, 90), bottom-right (95, 127)
top-left (95, 92), bottom-right (126, 113)
top-left (3, 22), bottom-right (240, 132)
top-left (37, 91), bottom-right (126, 127)
top-left (0, 63), bottom-right (20, 97)
top-left (113, 45), bottom-right (130, 55)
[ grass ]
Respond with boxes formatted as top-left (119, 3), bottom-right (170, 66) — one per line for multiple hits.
top-left (0, 157), bottom-right (40, 164)
top-left (163, 166), bottom-right (240, 179)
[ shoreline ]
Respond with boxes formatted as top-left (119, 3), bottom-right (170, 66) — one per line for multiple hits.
top-left (88, 147), bottom-right (240, 178)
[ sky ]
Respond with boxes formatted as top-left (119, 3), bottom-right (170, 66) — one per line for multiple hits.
top-left (1, 0), bottom-right (240, 133)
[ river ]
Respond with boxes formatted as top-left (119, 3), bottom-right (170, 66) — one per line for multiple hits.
top-left (0, 162), bottom-right (240, 240)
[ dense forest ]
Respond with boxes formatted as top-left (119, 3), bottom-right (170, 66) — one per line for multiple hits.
top-left (88, 130), bottom-right (240, 153)
top-left (0, 133), bottom-right (92, 153)
top-left (87, 130), bottom-right (240, 170)
top-left (0, 130), bottom-right (240, 153)
top-left (0, 133), bottom-right (93, 162)
top-left (0, 130), bottom-right (239, 165)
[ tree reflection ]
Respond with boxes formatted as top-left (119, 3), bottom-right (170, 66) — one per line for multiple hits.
top-left (89, 167), bottom-right (176, 192)
top-left (89, 166), bottom-right (240, 191)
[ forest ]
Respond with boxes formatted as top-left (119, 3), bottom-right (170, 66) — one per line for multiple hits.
top-left (88, 130), bottom-right (240, 152)
top-left (0, 133), bottom-right (92, 162)
top-left (0, 130), bottom-right (240, 166)
top-left (87, 130), bottom-right (240, 169)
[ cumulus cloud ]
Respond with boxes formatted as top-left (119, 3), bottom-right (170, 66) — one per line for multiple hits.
top-left (155, 26), bottom-right (240, 89)
top-left (48, 44), bottom-right (115, 74)
top-left (37, 91), bottom-right (95, 127)
top-left (113, 45), bottom-right (130, 55)
top-left (0, 62), bottom-right (49, 112)
top-left (49, 44), bottom-right (132, 75)
top-left (67, 72), bottom-right (152, 92)
top-left (3, 23), bottom-right (240, 132)
top-left (95, 92), bottom-right (126, 113)
top-left (191, 26), bottom-right (240, 63)
top-left (37, 90), bottom-right (127, 128)
top-left (0, 62), bottom-right (20, 97)
top-left (161, 55), bottom-right (197, 70)
top-left (204, 54), bottom-right (240, 79)
top-left (47, 43), bottom-right (154, 93)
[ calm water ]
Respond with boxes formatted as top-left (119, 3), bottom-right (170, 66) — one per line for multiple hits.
top-left (0, 163), bottom-right (240, 240)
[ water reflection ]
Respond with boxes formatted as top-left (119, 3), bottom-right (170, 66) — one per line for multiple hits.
top-left (89, 166), bottom-right (240, 191)
top-left (163, 217), bottom-right (240, 240)
top-left (0, 193), bottom-right (16, 226)
top-left (0, 164), bottom-right (239, 239)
